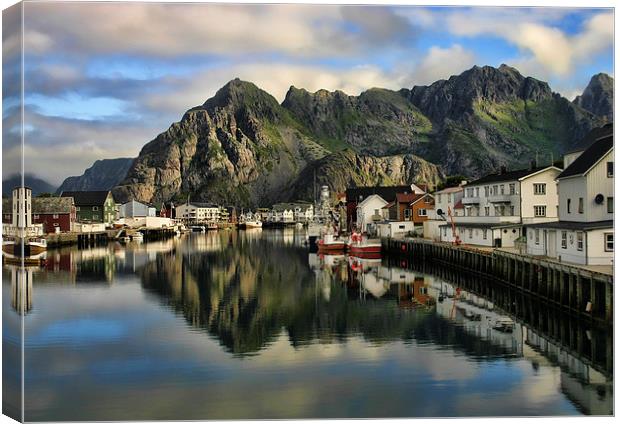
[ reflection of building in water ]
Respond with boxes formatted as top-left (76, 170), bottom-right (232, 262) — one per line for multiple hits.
top-left (9, 265), bottom-right (34, 315)
top-left (524, 328), bottom-right (613, 415)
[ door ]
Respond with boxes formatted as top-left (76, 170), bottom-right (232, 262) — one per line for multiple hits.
top-left (547, 230), bottom-right (557, 258)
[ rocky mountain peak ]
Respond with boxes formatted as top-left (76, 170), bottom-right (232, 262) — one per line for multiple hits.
top-left (573, 73), bottom-right (613, 121)
top-left (409, 64), bottom-right (552, 124)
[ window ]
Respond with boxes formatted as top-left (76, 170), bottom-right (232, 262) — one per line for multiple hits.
top-left (576, 232), bottom-right (583, 251)
top-left (493, 185), bottom-right (498, 195)
top-left (605, 233), bottom-right (613, 251)
top-left (510, 206), bottom-right (515, 216)
top-left (4, 214), bottom-right (10, 220)
top-left (404, 209), bottom-right (411, 220)
top-left (424, 196), bottom-right (431, 203)
top-left (561, 231), bottom-right (567, 249)
top-left (418, 209), bottom-right (427, 216)
top-left (567, 199), bottom-right (571, 214)
top-left (484, 186), bottom-right (489, 196)
top-left (497, 205), bottom-right (505, 216)
top-left (468, 228), bottom-right (472, 238)
top-left (509, 183), bottom-right (515, 195)
top-left (52, 214), bottom-right (59, 219)
top-left (533, 183), bottom-right (546, 195)
top-left (475, 187), bottom-right (479, 197)
top-left (535, 229), bottom-right (540, 245)
top-left (92, 215), bottom-right (99, 220)
top-left (534, 205), bottom-right (546, 217)
top-left (607, 162), bottom-right (613, 177)
top-left (500, 185), bottom-right (505, 195)
top-left (398, 225), bottom-right (405, 230)
top-left (578, 198), bottom-right (584, 214)
top-left (76, 206), bottom-right (80, 211)
top-left (607, 197), bottom-right (613, 214)
top-left (33, 214), bottom-right (40, 219)
top-left (93, 206), bottom-right (99, 211)
top-left (484, 206), bottom-right (489, 216)
top-left (443, 227), bottom-right (447, 237)
top-left (437, 194), bottom-right (441, 203)
top-left (482, 229), bottom-right (487, 240)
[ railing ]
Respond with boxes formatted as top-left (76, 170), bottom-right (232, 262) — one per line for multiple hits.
top-left (488, 194), bottom-right (513, 203)
top-left (461, 197), bottom-right (480, 204)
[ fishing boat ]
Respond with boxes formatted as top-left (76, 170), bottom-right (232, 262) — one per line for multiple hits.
top-left (190, 225), bottom-right (206, 232)
top-left (131, 232), bottom-right (144, 242)
top-left (346, 231), bottom-right (382, 258)
top-left (2, 236), bottom-right (47, 256)
top-left (317, 233), bottom-right (346, 253)
top-left (242, 219), bottom-right (262, 229)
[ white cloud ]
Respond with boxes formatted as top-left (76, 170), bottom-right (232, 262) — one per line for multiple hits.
top-left (409, 44), bottom-right (477, 86)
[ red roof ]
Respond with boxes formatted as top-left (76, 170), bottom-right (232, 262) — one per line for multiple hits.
top-left (454, 199), bottom-right (464, 209)
top-left (396, 193), bottom-right (421, 203)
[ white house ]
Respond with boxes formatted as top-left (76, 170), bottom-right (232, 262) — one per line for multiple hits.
top-left (175, 202), bottom-right (220, 222)
top-left (376, 221), bottom-right (415, 238)
top-left (431, 185), bottom-right (465, 220)
top-left (526, 124), bottom-right (613, 265)
top-left (356, 194), bottom-right (388, 234)
top-left (439, 164), bottom-right (561, 247)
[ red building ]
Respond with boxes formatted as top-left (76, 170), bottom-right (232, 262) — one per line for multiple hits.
top-left (3, 196), bottom-right (76, 233)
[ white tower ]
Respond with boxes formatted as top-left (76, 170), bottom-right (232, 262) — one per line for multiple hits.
top-left (12, 186), bottom-right (32, 228)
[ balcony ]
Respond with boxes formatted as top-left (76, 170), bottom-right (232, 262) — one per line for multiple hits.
top-left (452, 216), bottom-right (521, 224)
top-left (488, 194), bottom-right (512, 203)
top-left (461, 197), bottom-right (480, 205)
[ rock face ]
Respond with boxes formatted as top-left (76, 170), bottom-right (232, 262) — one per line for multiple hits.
top-left (573, 73), bottom-right (613, 121)
top-left (284, 149), bottom-right (444, 201)
top-left (113, 79), bottom-right (329, 206)
top-left (56, 158), bottom-right (134, 193)
top-left (112, 66), bottom-right (606, 206)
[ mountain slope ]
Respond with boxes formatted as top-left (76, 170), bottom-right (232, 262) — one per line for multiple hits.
top-left (57, 158), bottom-right (134, 193)
top-left (111, 66), bottom-right (606, 206)
top-left (2, 174), bottom-right (56, 197)
top-left (113, 79), bottom-right (329, 206)
top-left (573, 73), bottom-right (613, 121)
top-left (284, 149), bottom-right (444, 201)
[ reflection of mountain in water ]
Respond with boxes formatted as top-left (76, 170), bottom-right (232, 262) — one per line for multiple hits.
top-left (139, 232), bottom-right (518, 360)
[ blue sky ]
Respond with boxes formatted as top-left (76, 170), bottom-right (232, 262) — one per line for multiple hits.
top-left (2, 3), bottom-right (614, 185)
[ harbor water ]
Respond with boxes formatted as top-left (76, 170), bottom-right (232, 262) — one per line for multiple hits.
top-left (2, 229), bottom-right (613, 420)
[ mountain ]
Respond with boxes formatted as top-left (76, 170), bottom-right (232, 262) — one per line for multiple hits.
top-left (2, 174), bottom-right (56, 197)
top-left (113, 79), bottom-right (332, 206)
top-left (573, 73), bottom-right (613, 121)
top-left (57, 158), bottom-right (134, 193)
top-left (112, 66), bottom-right (605, 206)
top-left (284, 149), bottom-right (444, 201)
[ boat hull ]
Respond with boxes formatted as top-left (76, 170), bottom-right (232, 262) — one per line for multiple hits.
top-left (318, 243), bottom-right (345, 253)
top-left (2, 240), bottom-right (46, 256)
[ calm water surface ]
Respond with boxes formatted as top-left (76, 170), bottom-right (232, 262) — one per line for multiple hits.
top-left (2, 229), bottom-right (613, 420)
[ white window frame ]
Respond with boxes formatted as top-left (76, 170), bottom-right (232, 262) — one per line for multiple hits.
top-left (93, 206), bottom-right (99, 211)
top-left (52, 214), bottom-right (59, 219)
top-left (607, 162), bottom-right (613, 177)
top-left (404, 209), bottom-right (411, 220)
top-left (509, 183), bottom-right (515, 195)
top-left (578, 198), bottom-right (584, 214)
top-left (533, 183), bottom-right (546, 195)
top-left (535, 229), bottom-right (540, 245)
top-left (482, 229), bottom-right (487, 240)
top-left (576, 232), bottom-right (583, 251)
top-left (561, 231), bottom-right (567, 249)
top-left (607, 197), bottom-right (613, 214)
top-left (418, 209), bottom-right (427, 216)
top-left (484, 206), bottom-right (489, 216)
top-left (534, 205), bottom-right (546, 217)
top-left (33, 214), bottom-right (40, 219)
top-left (605, 233), bottom-right (613, 251)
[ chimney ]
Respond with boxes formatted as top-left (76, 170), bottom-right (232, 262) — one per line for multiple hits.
top-left (530, 159), bottom-right (537, 170)
top-left (459, 180), bottom-right (468, 187)
top-left (500, 166), bottom-right (507, 175)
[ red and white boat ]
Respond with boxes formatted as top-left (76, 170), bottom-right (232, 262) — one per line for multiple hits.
top-left (346, 231), bottom-right (382, 258)
top-left (317, 233), bottom-right (346, 253)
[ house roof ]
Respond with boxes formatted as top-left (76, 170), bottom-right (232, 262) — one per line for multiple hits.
top-left (435, 186), bottom-right (463, 195)
top-left (382, 201), bottom-right (395, 209)
top-left (60, 190), bottom-right (111, 206)
top-left (346, 185), bottom-right (412, 202)
top-left (453, 199), bottom-right (464, 209)
top-left (557, 130), bottom-right (613, 179)
top-left (357, 194), bottom-right (388, 208)
top-left (3, 197), bottom-right (74, 214)
top-left (439, 222), bottom-right (522, 229)
top-left (467, 166), bottom-right (553, 186)
top-left (526, 220), bottom-right (613, 231)
top-left (187, 202), bottom-right (219, 208)
top-left (396, 192), bottom-right (419, 203)
top-left (410, 193), bottom-right (434, 206)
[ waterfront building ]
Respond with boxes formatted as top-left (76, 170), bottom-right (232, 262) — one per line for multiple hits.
top-left (118, 200), bottom-right (156, 218)
top-left (159, 202), bottom-right (175, 218)
top-left (356, 194), bottom-right (388, 234)
top-left (270, 202), bottom-right (313, 223)
top-left (526, 124), bottom-right (613, 265)
top-left (60, 190), bottom-right (116, 225)
top-left (439, 163), bottom-right (561, 247)
top-left (430, 185), bottom-right (465, 219)
top-left (175, 202), bottom-right (220, 222)
top-left (346, 185), bottom-right (421, 229)
top-left (3, 196), bottom-right (76, 233)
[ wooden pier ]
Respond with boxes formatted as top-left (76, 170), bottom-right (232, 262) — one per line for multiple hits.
top-left (383, 238), bottom-right (613, 325)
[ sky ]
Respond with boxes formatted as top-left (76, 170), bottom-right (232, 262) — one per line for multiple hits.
top-left (1, 2), bottom-right (614, 186)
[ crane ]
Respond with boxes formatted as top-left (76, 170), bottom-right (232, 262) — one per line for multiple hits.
top-left (447, 206), bottom-right (461, 246)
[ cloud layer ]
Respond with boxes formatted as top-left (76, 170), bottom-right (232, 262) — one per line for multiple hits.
top-left (1, 4), bottom-right (613, 185)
